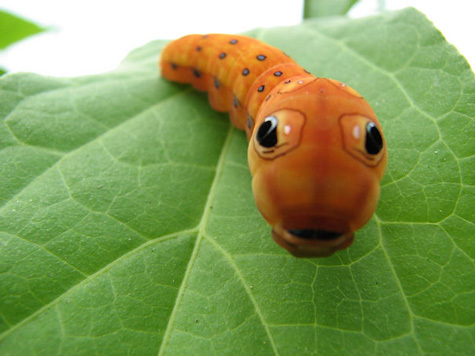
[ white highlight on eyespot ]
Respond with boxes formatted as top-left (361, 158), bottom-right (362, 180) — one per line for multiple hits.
top-left (284, 124), bottom-right (291, 134)
top-left (352, 125), bottom-right (360, 139)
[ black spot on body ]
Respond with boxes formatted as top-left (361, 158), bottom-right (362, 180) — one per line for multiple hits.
top-left (196, 46), bottom-right (202, 51)
top-left (229, 39), bottom-right (238, 44)
top-left (171, 63), bottom-right (178, 69)
top-left (274, 71), bottom-right (283, 77)
top-left (193, 69), bottom-right (201, 78)
top-left (219, 52), bottom-right (227, 59)
top-left (214, 77), bottom-right (220, 89)
top-left (233, 96), bottom-right (238, 108)
top-left (284, 80), bottom-right (291, 84)
top-left (265, 95), bottom-right (271, 101)
top-left (242, 68), bottom-right (250, 76)
top-left (247, 115), bottom-right (253, 129)
top-left (256, 54), bottom-right (267, 61)
top-left (258, 85), bottom-right (265, 92)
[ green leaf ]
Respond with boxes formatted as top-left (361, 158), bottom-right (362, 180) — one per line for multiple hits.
top-left (1, 7), bottom-right (474, 355)
top-left (0, 10), bottom-right (45, 50)
top-left (303, 0), bottom-right (359, 18)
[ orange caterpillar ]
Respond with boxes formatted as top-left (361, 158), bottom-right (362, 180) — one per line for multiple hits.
top-left (160, 34), bottom-right (387, 257)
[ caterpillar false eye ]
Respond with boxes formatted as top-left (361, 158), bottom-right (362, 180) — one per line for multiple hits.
top-left (252, 109), bottom-right (305, 160)
top-left (160, 34), bottom-right (387, 257)
top-left (256, 116), bottom-right (278, 147)
top-left (365, 122), bottom-right (383, 155)
top-left (340, 115), bottom-right (386, 167)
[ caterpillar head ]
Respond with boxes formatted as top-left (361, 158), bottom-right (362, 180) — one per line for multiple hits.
top-left (247, 77), bottom-right (387, 257)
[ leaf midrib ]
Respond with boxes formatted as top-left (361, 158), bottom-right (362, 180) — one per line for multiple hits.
top-left (0, 86), bottom-right (197, 337)
top-left (157, 125), bottom-right (280, 355)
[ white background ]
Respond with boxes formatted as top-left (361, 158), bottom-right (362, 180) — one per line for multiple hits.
top-left (0, 0), bottom-right (473, 77)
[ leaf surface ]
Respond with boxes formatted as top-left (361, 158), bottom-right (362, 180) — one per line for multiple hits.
top-left (1, 8), bottom-right (474, 355)
top-left (303, 0), bottom-right (358, 18)
top-left (0, 10), bottom-right (45, 50)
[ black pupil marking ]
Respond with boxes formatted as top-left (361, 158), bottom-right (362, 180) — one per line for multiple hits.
top-left (365, 122), bottom-right (383, 155)
top-left (274, 71), bottom-right (283, 76)
top-left (258, 85), bottom-right (265, 92)
top-left (242, 68), bottom-right (250, 76)
top-left (219, 52), bottom-right (226, 59)
top-left (256, 116), bottom-right (278, 148)
top-left (284, 80), bottom-right (291, 84)
top-left (288, 229), bottom-right (342, 241)
top-left (196, 46), bottom-right (201, 51)
top-left (257, 54), bottom-right (266, 61)
top-left (193, 69), bottom-right (201, 78)
top-left (230, 39), bottom-right (238, 44)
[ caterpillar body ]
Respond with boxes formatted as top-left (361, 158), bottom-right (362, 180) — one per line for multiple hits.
top-left (160, 34), bottom-right (387, 257)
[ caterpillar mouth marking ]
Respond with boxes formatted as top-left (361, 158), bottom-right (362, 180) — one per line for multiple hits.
top-left (287, 229), bottom-right (342, 241)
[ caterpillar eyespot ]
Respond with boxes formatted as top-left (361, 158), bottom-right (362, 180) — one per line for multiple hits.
top-left (160, 34), bottom-right (387, 257)
top-left (365, 122), bottom-right (384, 155)
top-left (256, 116), bottom-right (278, 148)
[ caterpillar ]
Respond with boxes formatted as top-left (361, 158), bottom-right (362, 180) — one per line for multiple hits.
top-left (160, 34), bottom-right (387, 257)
